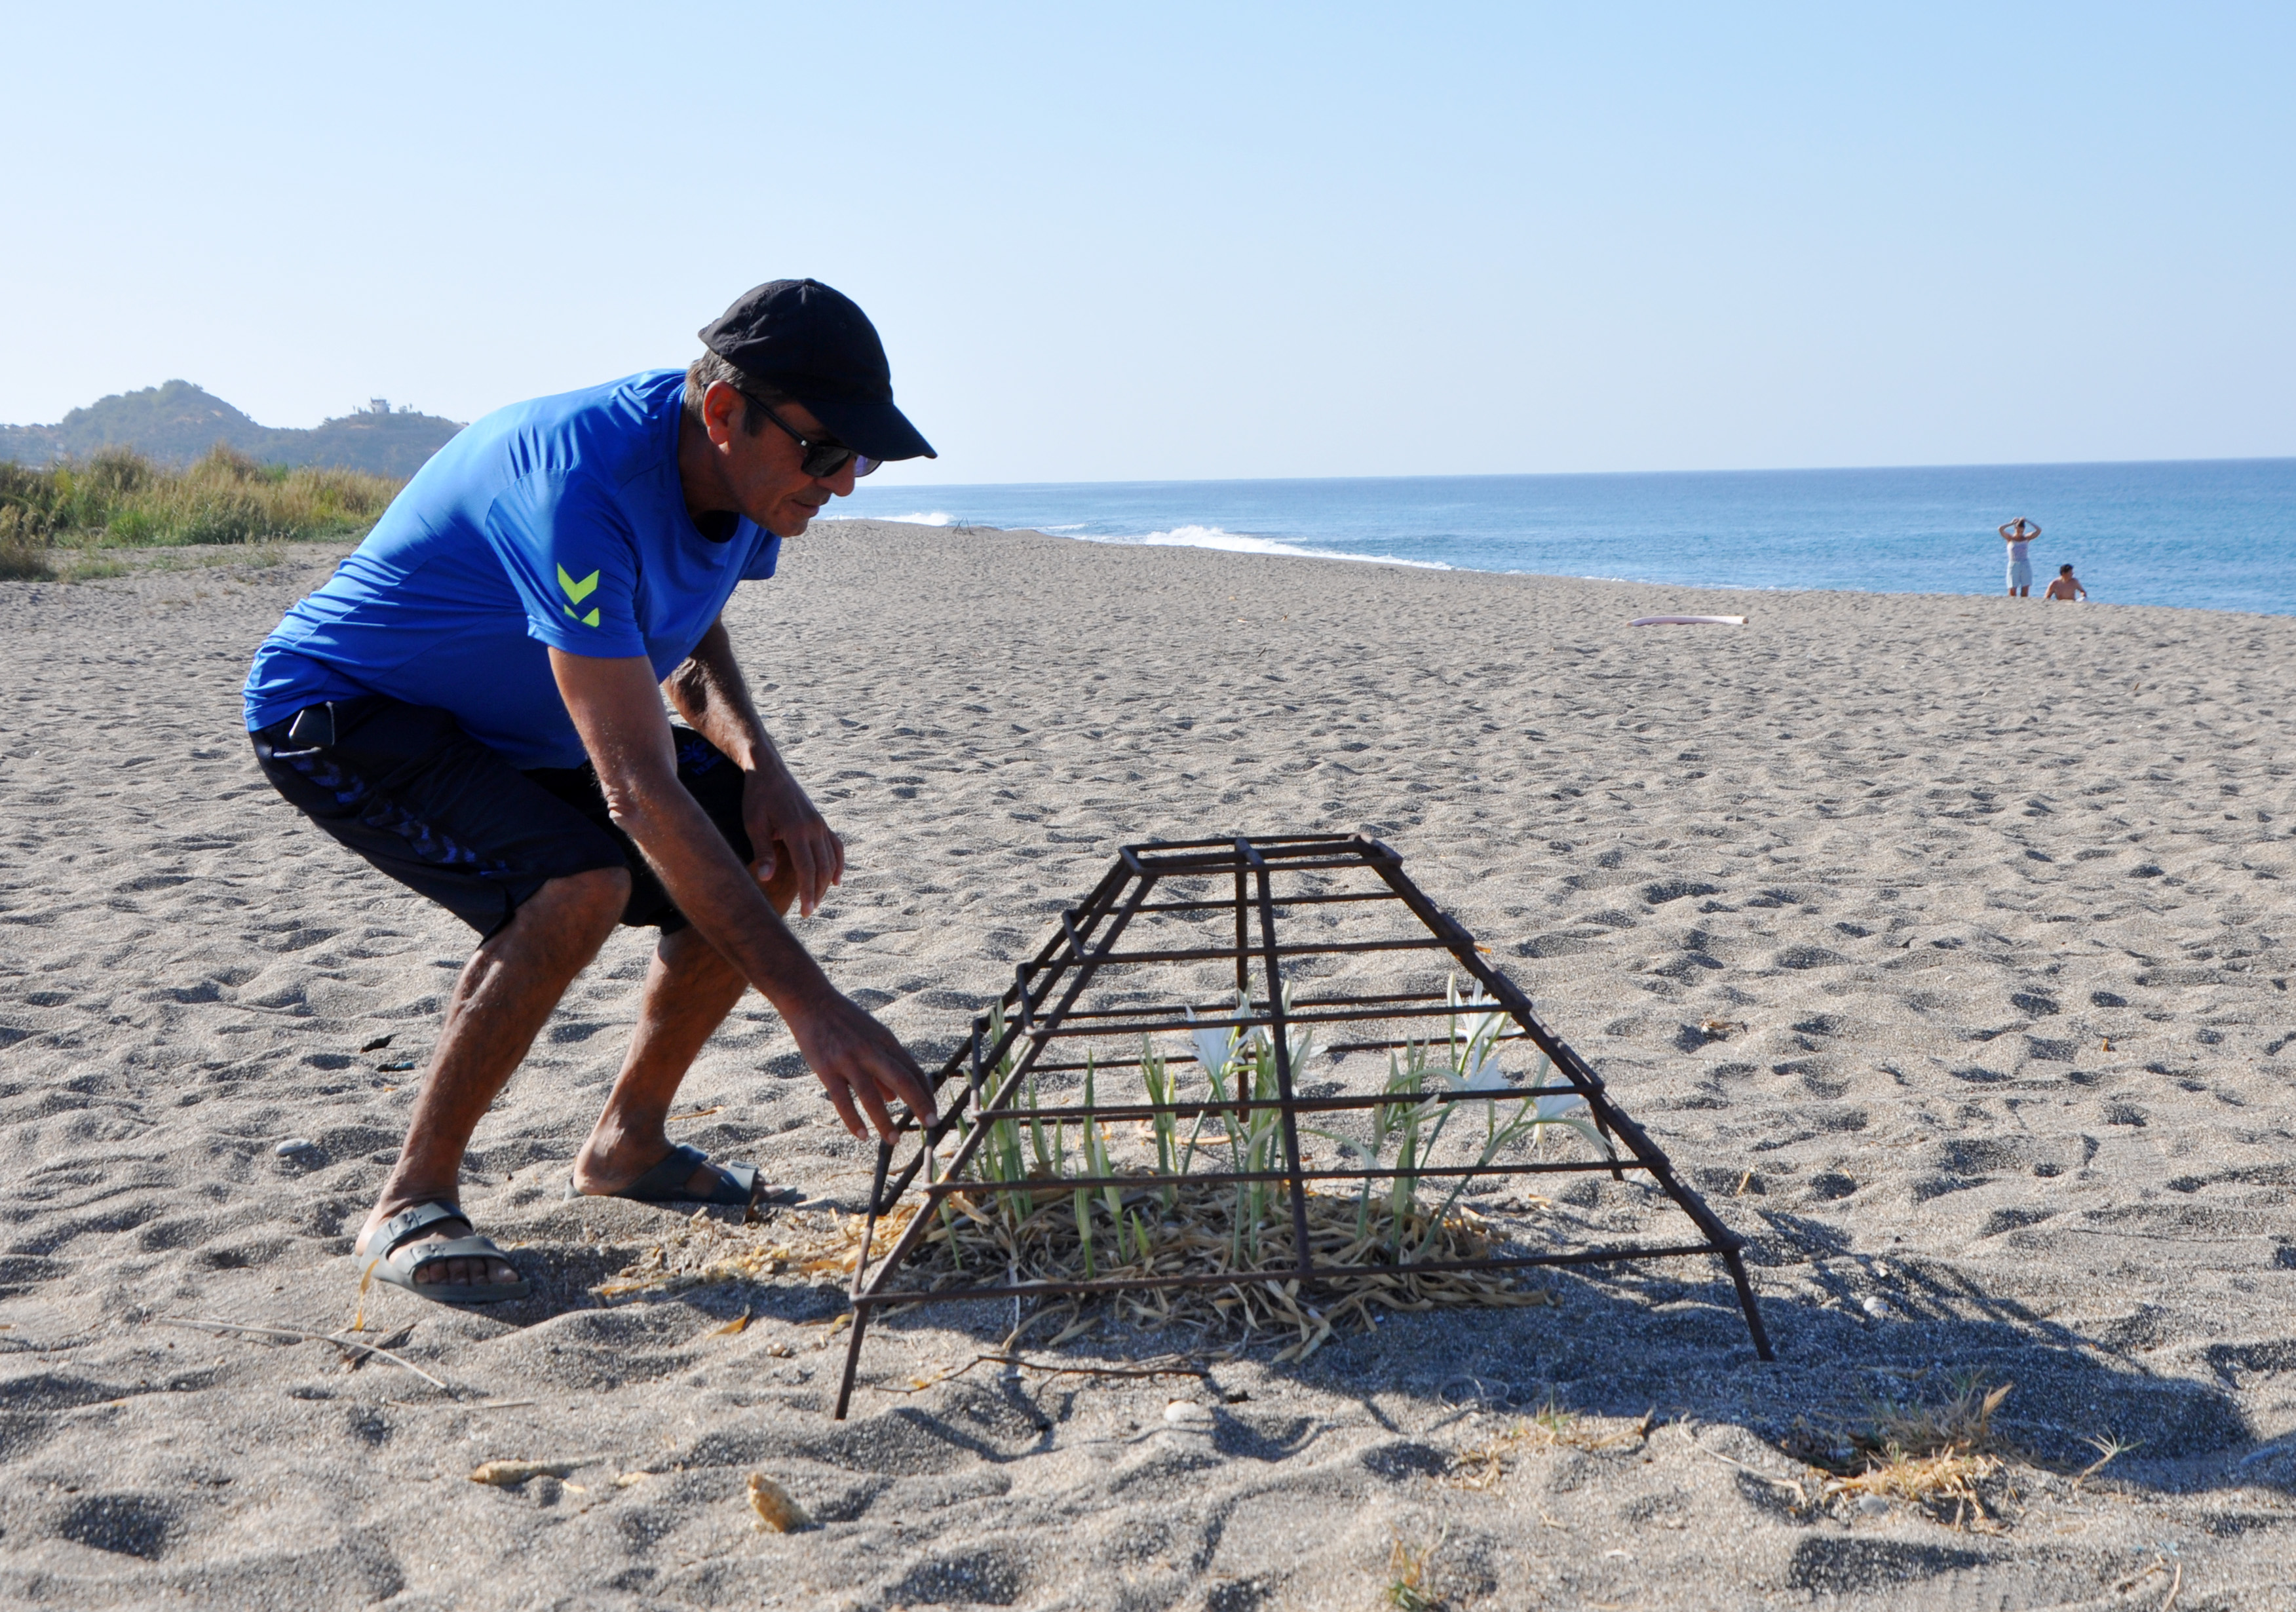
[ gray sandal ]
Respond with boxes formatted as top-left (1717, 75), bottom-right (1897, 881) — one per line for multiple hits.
top-left (564, 1143), bottom-right (802, 1209)
top-left (364, 1200), bottom-right (530, 1304)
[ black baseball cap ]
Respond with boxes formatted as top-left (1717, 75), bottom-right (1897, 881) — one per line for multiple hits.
top-left (697, 279), bottom-right (936, 461)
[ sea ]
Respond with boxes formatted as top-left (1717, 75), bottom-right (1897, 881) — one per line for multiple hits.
top-left (826, 457), bottom-right (2296, 617)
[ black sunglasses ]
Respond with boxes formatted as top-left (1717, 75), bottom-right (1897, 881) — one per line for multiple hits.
top-left (739, 391), bottom-right (880, 478)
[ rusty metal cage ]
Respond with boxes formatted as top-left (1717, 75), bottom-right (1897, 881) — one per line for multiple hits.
top-left (834, 833), bottom-right (1770, 1417)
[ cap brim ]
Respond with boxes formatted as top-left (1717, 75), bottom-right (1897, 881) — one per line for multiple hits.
top-left (801, 396), bottom-right (936, 462)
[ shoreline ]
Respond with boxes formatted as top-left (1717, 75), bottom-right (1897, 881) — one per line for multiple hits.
top-left (19, 522), bottom-right (2296, 626)
top-left (824, 516), bottom-right (2296, 621)
top-left (822, 454), bottom-right (2296, 616)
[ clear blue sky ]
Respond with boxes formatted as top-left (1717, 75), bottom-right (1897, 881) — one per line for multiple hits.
top-left (2, 2), bottom-right (2288, 484)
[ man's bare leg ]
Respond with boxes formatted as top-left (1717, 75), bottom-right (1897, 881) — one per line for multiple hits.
top-left (571, 862), bottom-right (798, 1199)
top-left (354, 866), bottom-right (629, 1286)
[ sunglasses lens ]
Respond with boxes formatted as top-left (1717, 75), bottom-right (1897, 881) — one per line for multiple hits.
top-left (804, 445), bottom-right (864, 478)
top-left (852, 455), bottom-right (880, 478)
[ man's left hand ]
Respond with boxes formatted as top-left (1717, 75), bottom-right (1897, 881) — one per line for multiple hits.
top-left (743, 762), bottom-right (844, 917)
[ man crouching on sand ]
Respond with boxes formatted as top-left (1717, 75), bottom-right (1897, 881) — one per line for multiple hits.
top-left (241, 280), bottom-right (937, 1303)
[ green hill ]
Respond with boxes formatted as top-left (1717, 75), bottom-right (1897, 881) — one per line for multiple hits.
top-left (0, 380), bottom-right (463, 478)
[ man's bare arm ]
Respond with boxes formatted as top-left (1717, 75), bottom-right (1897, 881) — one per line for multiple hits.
top-left (550, 647), bottom-right (932, 1139)
top-left (663, 618), bottom-right (771, 767)
top-left (663, 618), bottom-right (845, 914)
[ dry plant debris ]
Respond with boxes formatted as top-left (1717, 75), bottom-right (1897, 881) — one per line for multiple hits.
top-left (746, 1472), bottom-right (811, 1532)
top-left (1385, 1530), bottom-right (1446, 1611)
top-left (1449, 1402), bottom-right (1654, 1489)
top-left (897, 1181), bottom-right (1555, 1363)
top-left (596, 1190), bottom-right (1551, 1366)
top-left (2113, 1550), bottom-right (2182, 1607)
top-left (2073, 1432), bottom-right (2140, 1492)
top-left (870, 1350), bottom-right (1214, 1400)
top-left (159, 1314), bottom-right (452, 1394)
top-left (470, 1459), bottom-right (582, 1486)
top-left (1455, 1382), bottom-right (2023, 1535)
top-left (592, 1208), bottom-right (858, 1301)
top-left (1785, 1378), bottom-right (2016, 1528)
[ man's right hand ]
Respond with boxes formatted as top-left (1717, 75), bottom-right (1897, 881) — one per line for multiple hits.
top-left (787, 988), bottom-right (938, 1142)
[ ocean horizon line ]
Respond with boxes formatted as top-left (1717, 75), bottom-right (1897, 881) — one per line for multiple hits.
top-left (841, 451), bottom-right (2296, 495)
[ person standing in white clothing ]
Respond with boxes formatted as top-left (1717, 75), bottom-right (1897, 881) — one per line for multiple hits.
top-left (2000, 517), bottom-right (2040, 597)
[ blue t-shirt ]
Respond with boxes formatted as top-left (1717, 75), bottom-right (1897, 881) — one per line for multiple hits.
top-left (243, 370), bottom-right (781, 769)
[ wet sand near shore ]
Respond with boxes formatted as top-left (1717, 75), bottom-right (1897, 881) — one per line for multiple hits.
top-left (3, 520), bottom-right (2294, 1608)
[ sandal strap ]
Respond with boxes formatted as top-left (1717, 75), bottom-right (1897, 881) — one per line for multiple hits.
top-left (718, 1161), bottom-right (763, 1209)
top-left (375, 1199), bottom-right (467, 1256)
top-left (579, 1147), bottom-right (780, 1207)
top-left (622, 1144), bottom-right (711, 1199)
top-left (389, 1233), bottom-right (509, 1276)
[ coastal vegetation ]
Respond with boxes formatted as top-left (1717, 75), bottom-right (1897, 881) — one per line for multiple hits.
top-left (0, 379), bottom-right (461, 478)
top-left (0, 447), bottom-right (402, 580)
top-left (898, 981), bottom-right (1604, 1356)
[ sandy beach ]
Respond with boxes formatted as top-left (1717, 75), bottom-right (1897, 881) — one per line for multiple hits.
top-left (4, 517), bottom-right (2295, 1609)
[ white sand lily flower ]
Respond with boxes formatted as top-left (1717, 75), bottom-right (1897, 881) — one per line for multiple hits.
top-left (1525, 1088), bottom-right (1611, 1156)
top-left (1434, 1056), bottom-right (1512, 1096)
top-left (1444, 976), bottom-right (1508, 1092)
top-left (1449, 976), bottom-right (1506, 1048)
top-left (1253, 983), bottom-right (1317, 1082)
top-left (1184, 1007), bottom-right (1238, 1090)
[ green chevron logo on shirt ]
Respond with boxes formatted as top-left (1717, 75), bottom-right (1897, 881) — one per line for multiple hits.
top-left (558, 565), bottom-right (601, 627)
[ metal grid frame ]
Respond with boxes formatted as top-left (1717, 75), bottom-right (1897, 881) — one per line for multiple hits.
top-left (834, 832), bottom-right (1770, 1417)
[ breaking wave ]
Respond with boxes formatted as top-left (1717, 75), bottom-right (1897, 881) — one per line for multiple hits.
top-left (820, 510), bottom-right (954, 526)
top-left (1121, 524), bottom-right (1449, 569)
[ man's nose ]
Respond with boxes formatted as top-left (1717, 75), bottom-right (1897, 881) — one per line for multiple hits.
top-left (820, 462), bottom-right (859, 497)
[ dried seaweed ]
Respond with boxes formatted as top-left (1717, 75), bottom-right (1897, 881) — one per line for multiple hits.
top-left (889, 1176), bottom-right (1556, 1363)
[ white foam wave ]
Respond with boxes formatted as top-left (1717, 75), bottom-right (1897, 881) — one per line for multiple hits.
top-left (1128, 524), bottom-right (1449, 569)
top-left (826, 512), bottom-right (1446, 568)
top-left (821, 510), bottom-right (955, 526)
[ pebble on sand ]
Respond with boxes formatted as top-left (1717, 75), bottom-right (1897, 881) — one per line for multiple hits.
top-left (747, 1472), bottom-right (811, 1532)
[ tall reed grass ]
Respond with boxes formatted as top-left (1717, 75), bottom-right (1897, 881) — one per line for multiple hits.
top-left (0, 447), bottom-right (402, 579)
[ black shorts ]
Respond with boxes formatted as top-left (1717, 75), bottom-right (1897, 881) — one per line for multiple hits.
top-left (250, 696), bottom-right (752, 939)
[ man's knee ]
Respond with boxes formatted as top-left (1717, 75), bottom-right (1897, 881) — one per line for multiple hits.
top-left (656, 922), bottom-right (745, 988)
top-left (535, 865), bottom-right (631, 941)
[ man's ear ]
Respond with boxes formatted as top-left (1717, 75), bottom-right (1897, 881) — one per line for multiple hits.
top-left (702, 381), bottom-right (744, 447)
